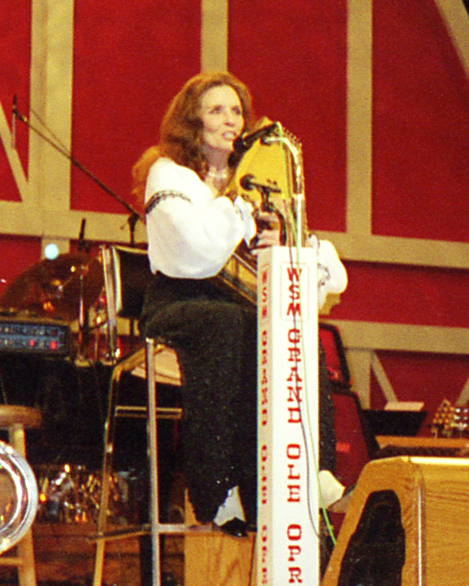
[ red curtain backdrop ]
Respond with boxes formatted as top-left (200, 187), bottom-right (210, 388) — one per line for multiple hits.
top-left (370, 351), bottom-right (469, 435)
top-left (0, 1), bottom-right (31, 201)
top-left (373, 0), bottom-right (469, 243)
top-left (0, 236), bottom-right (41, 300)
top-left (332, 261), bottom-right (469, 327)
top-left (228, 0), bottom-right (348, 233)
top-left (71, 0), bottom-right (202, 215)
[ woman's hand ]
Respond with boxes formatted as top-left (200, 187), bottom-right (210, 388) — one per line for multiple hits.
top-left (249, 211), bottom-right (282, 255)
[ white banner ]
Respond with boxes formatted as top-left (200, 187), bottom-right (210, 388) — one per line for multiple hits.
top-left (257, 245), bottom-right (320, 585)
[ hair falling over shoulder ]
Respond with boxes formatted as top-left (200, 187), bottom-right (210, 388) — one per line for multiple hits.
top-left (131, 145), bottom-right (161, 215)
top-left (131, 71), bottom-right (256, 213)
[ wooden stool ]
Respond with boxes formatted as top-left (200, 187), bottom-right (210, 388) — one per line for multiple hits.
top-left (0, 405), bottom-right (42, 586)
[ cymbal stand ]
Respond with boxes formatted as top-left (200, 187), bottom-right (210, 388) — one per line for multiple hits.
top-left (76, 263), bottom-right (90, 364)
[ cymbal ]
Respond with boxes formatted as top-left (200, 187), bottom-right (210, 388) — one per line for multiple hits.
top-left (0, 253), bottom-right (104, 322)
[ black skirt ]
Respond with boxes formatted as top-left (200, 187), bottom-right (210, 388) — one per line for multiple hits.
top-left (140, 272), bottom-right (258, 523)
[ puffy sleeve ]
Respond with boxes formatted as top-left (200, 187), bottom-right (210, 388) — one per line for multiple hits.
top-left (145, 158), bottom-right (256, 279)
top-left (308, 235), bottom-right (348, 309)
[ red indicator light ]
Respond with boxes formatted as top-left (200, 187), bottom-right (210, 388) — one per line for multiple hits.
top-left (50, 340), bottom-right (58, 350)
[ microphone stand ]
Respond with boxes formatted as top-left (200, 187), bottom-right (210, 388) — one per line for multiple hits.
top-left (12, 104), bottom-right (143, 245)
top-left (13, 102), bottom-right (144, 362)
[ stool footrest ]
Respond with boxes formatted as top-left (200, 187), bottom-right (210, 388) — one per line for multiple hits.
top-left (90, 522), bottom-right (220, 543)
top-left (115, 406), bottom-right (182, 420)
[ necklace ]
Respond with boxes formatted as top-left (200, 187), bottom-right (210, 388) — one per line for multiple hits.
top-left (205, 167), bottom-right (230, 195)
top-left (206, 167), bottom-right (229, 181)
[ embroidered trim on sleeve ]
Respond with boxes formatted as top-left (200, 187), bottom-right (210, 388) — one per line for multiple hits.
top-left (145, 190), bottom-right (191, 215)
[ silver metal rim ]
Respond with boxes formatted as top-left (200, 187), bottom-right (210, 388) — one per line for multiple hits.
top-left (0, 441), bottom-right (38, 553)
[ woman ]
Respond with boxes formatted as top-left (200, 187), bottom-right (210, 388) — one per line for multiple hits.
top-left (133, 71), bottom-right (347, 538)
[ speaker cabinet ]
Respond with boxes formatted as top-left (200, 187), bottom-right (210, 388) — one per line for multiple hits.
top-left (322, 456), bottom-right (469, 586)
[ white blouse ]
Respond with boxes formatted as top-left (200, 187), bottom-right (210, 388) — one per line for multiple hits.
top-left (145, 157), bottom-right (257, 279)
top-left (145, 157), bottom-right (347, 307)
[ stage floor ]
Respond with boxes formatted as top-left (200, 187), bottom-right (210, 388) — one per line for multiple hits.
top-left (0, 522), bottom-right (184, 586)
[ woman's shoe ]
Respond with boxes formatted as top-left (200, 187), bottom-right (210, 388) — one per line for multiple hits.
top-left (217, 517), bottom-right (248, 538)
top-left (327, 484), bottom-right (355, 514)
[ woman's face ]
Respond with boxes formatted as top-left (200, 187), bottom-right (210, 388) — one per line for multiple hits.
top-left (198, 84), bottom-right (244, 163)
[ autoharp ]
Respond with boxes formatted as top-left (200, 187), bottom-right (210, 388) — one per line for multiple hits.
top-left (211, 119), bottom-right (307, 305)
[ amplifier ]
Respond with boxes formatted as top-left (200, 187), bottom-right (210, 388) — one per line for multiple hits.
top-left (0, 316), bottom-right (70, 355)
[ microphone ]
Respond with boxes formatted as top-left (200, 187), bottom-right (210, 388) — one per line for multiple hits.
top-left (234, 122), bottom-right (279, 153)
top-left (241, 174), bottom-right (287, 244)
top-left (11, 96), bottom-right (17, 150)
top-left (240, 173), bottom-right (281, 194)
top-left (78, 218), bottom-right (88, 252)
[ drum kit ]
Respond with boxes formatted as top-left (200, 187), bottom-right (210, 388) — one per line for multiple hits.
top-left (0, 250), bottom-right (109, 361)
top-left (0, 250), bottom-right (116, 551)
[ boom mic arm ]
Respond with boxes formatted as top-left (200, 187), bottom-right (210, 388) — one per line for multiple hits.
top-left (11, 97), bottom-right (142, 245)
top-left (234, 122), bottom-right (279, 153)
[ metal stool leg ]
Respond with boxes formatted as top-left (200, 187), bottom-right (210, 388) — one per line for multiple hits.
top-left (92, 342), bottom-right (182, 586)
top-left (92, 348), bottom-right (146, 586)
top-left (92, 370), bottom-right (120, 586)
top-left (146, 337), bottom-right (161, 586)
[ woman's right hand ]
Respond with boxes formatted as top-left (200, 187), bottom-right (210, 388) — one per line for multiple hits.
top-left (249, 211), bottom-right (282, 255)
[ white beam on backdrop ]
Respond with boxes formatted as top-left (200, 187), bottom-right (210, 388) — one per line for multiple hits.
top-left (0, 104), bottom-right (29, 201)
top-left (29, 0), bottom-right (74, 214)
top-left (201, 0), bottom-right (228, 71)
top-left (327, 320), bottom-right (469, 355)
top-left (346, 0), bottom-right (373, 236)
top-left (434, 0), bottom-right (469, 77)
top-left (371, 352), bottom-right (398, 404)
top-left (315, 230), bottom-right (469, 271)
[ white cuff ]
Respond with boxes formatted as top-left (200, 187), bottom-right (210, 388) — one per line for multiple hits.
top-left (234, 196), bottom-right (257, 243)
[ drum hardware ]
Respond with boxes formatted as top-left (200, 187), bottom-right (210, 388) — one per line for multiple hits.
top-left (431, 399), bottom-right (469, 438)
top-left (88, 291), bottom-right (114, 364)
top-left (0, 314), bottom-right (69, 355)
top-left (0, 253), bottom-right (103, 324)
top-left (0, 252), bottom-right (104, 361)
top-left (35, 464), bottom-right (138, 525)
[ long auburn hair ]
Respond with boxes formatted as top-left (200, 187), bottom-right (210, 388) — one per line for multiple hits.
top-left (131, 71), bottom-right (255, 211)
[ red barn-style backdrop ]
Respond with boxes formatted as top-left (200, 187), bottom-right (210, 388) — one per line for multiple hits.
top-left (1, 0), bottom-right (469, 433)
